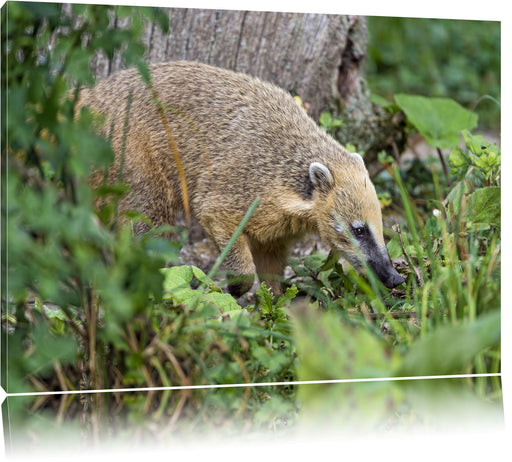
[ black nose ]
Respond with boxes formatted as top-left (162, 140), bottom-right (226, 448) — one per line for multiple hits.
top-left (384, 271), bottom-right (405, 289)
top-left (367, 249), bottom-right (405, 289)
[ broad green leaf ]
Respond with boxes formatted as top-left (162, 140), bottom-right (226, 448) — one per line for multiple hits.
top-left (394, 94), bottom-right (478, 149)
top-left (291, 304), bottom-right (400, 380)
top-left (161, 265), bottom-right (239, 312)
top-left (201, 292), bottom-right (240, 312)
top-left (397, 310), bottom-right (500, 377)
top-left (161, 265), bottom-right (200, 304)
top-left (466, 186), bottom-right (500, 228)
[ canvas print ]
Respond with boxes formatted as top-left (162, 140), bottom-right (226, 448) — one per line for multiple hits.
top-left (0, 1), bottom-right (502, 456)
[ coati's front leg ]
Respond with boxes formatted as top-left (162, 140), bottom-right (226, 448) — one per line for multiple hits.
top-left (222, 233), bottom-right (257, 297)
top-left (201, 218), bottom-right (256, 296)
top-left (221, 235), bottom-right (289, 297)
top-left (249, 238), bottom-right (290, 296)
top-left (200, 216), bottom-right (288, 297)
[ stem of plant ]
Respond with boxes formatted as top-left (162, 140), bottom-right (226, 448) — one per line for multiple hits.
top-left (437, 147), bottom-right (451, 187)
top-left (207, 199), bottom-right (260, 282)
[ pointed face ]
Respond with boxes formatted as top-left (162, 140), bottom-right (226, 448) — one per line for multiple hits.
top-left (309, 157), bottom-right (404, 289)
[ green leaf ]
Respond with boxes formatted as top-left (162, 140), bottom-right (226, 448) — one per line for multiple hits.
top-left (370, 93), bottom-right (393, 108)
top-left (445, 179), bottom-right (471, 211)
top-left (386, 235), bottom-right (404, 259)
top-left (66, 48), bottom-right (94, 84)
top-left (397, 311), bottom-right (500, 377)
top-left (448, 147), bottom-right (467, 169)
top-left (255, 282), bottom-right (275, 314)
top-left (465, 186), bottom-right (500, 228)
top-left (25, 322), bottom-right (78, 376)
top-left (161, 266), bottom-right (197, 303)
top-left (276, 284), bottom-right (299, 308)
top-left (202, 292), bottom-right (240, 313)
top-left (394, 94), bottom-right (478, 149)
top-left (462, 130), bottom-right (493, 158)
top-left (161, 266), bottom-right (240, 312)
top-left (95, 182), bottom-right (131, 199)
top-left (291, 305), bottom-right (400, 380)
top-left (319, 111), bottom-right (344, 132)
top-left (137, 61), bottom-right (152, 86)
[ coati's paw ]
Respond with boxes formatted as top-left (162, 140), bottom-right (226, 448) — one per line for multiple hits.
top-left (227, 274), bottom-right (255, 298)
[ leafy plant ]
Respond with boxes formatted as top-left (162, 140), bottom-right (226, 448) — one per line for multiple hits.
top-left (289, 90), bottom-right (501, 419)
top-left (2, 0), bottom-right (174, 440)
top-left (394, 94), bottom-right (478, 150)
top-left (289, 147), bottom-right (500, 430)
top-left (449, 130), bottom-right (501, 187)
top-left (367, 16), bottom-right (500, 129)
top-left (319, 110), bottom-right (344, 133)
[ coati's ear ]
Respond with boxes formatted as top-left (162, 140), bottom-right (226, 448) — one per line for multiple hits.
top-left (349, 152), bottom-right (365, 166)
top-left (309, 162), bottom-right (334, 194)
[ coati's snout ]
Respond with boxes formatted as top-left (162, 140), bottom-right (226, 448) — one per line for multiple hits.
top-left (369, 256), bottom-right (405, 288)
top-left (350, 224), bottom-right (405, 288)
top-left (333, 221), bottom-right (405, 289)
top-left (309, 161), bottom-right (404, 289)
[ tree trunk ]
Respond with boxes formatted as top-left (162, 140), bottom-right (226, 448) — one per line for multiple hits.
top-left (91, 7), bottom-right (405, 166)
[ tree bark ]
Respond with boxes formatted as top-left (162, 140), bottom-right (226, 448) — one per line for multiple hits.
top-left (91, 7), bottom-right (405, 165)
top-left (93, 9), bottom-right (363, 119)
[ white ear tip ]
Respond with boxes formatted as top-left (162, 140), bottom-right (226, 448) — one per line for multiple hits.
top-left (309, 161), bottom-right (327, 173)
top-left (349, 152), bottom-right (365, 165)
top-left (309, 162), bottom-right (333, 190)
top-left (309, 162), bottom-right (331, 178)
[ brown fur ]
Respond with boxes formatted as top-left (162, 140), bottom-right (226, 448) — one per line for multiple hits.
top-left (78, 61), bottom-right (403, 296)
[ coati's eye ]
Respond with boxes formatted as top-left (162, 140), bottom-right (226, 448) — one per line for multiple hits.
top-left (353, 227), bottom-right (365, 237)
top-left (351, 224), bottom-right (368, 238)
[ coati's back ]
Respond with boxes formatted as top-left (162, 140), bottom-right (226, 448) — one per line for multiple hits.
top-left (79, 61), bottom-right (348, 218)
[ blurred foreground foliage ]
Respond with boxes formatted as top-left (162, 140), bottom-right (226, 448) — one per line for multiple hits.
top-left (1, 2), bottom-right (501, 450)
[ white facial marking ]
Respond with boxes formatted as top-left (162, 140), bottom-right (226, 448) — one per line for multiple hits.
top-left (335, 222), bottom-right (344, 234)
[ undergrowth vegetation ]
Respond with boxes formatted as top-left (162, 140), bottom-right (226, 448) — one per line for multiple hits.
top-left (1, 3), bottom-right (501, 449)
top-left (367, 16), bottom-right (500, 129)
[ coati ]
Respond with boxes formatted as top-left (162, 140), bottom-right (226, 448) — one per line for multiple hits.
top-left (78, 61), bottom-right (404, 296)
